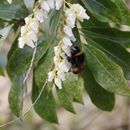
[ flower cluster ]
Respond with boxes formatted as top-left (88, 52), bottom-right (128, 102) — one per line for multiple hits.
top-left (48, 3), bottom-right (90, 89)
top-left (18, 0), bottom-right (63, 48)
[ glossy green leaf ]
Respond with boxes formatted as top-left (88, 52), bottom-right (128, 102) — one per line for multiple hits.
top-left (7, 46), bottom-right (33, 77)
top-left (83, 64), bottom-right (115, 111)
top-left (50, 9), bottom-right (63, 41)
top-left (57, 73), bottom-right (83, 113)
top-left (110, 0), bottom-right (130, 25)
top-left (81, 0), bottom-right (130, 25)
top-left (73, 76), bottom-right (84, 104)
top-left (34, 45), bottom-right (54, 87)
top-left (81, 24), bottom-right (130, 48)
top-left (83, 44), bottom-right (130, 96)
top-left (83, 34), bottom-right (130, 79)
top-left (57, 73), bottom-right (76, 113)
top-left (34, 42), bottom-right (49, 63)
top-left (9, 75), bottom-right (23, 117)
top-left (0, 4), bottom-right (28, 20)
top-left (32, 81), bottom-right (58, 123)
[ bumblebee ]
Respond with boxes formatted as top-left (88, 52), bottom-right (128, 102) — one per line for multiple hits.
top-left (67, 45), bottom-right (85, 74)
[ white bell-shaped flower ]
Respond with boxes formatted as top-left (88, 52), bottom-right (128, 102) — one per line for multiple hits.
top-left (25, 16), bottom-right (32, 25)
top-left (62, 36), bottom-right (72, 46)
top-left (47, 0), bottom-right (55, 9)
top-left (54, 56), bottom-right (59, 64)
top-left (48, 71), bottom-right (55, 82)
top-left (62, 45), bottom-right (71, 56)
top-left (18, 37), bottom-right (26, 48)
top-left (35, 9), bottom-right (48, 23)
top-left (55, 0), bottom-right (63, 10)
top-left (21, 26), bottom-right (28, 35)
top-left (54, 77), bottom-right (62, 89)
top-left (29, 19), bottom-right (39, 33)
top-left (65, 9), bottom-right (76, 28)
top-left (57, 70), bottom-right (65, 81)
top-left (72, 4), bottom-right (90, 22)
top-left (59, 59), bottom-right (71, 72)
top-left (54, 46), bottom-right (61, 56)
top-left (41, 1), bottom-right (50, 12)
top-left (7, 0), bottom-right (12, 4)
top-left (63, 25), bottom-right (74, 37)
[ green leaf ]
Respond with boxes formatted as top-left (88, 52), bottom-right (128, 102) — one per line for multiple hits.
top-left (57, 73), bottom-right (83, 113)
top-left (83, 64), bottom-right (115, 111)
top-left (9, 75), bottom-right (23, 117)
top-left (81, 25), bottom-right (130, 48)
top-left (7, 46), bottom-right (33, 77)
top-left (32, 81), bottom-right (58, 123)
top-left (0, 65), bottom-right (4, 76)
top-left (7, 34), bottom-right (19, 60)
top-left (73, 76), bottom-right (84, 104)
top-left (83, 44), bottom-right (130, 96)
top-left (81, 0), bottom-right (121, 23)
top-left (81, 0), bottom-right (130, 25)
top-left (50, 9), bottom-right (63, 41)
top-left (110, 0), bottom-right (130, 25)
top-left (44, 9), bottom-right (62, 42)
top-left (83, 35), bottom-right (130, 80)
top-left (34, 42), bottom-right (49, 63)
top-left (57, 73), bottom-right (76, 113)
top-left (34, 45), bottom-right (54, 87)
top-left (0, 4), bottom-right (28, 20)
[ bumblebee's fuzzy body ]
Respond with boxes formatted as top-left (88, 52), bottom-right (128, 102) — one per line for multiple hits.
top-left (67, 46), bottom-right (85, 74)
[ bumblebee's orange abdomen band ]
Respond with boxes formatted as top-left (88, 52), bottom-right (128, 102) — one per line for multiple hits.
top-left (75, 52), bottom-right (84, 56)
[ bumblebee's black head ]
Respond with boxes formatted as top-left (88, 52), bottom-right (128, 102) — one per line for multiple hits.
top-left (70, 45), bottom-right (80, 55)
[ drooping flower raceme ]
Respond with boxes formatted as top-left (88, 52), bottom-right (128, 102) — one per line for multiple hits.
top-left (18, 0), bottom-right (89, 89)
top-left (18, 0), bottom-right (63, 48)
top-left (48, 3), bottom-right (90, 89)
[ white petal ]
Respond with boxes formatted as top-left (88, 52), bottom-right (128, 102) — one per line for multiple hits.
top-left (77, 12), bottom-right (90, 22)
top-left (59, 59), bottom-right (71, 72)
top-left (7, 0), bottom-right (12, 4)
top-left (48, 71), bottom-right (55, 82)
top-left (21, 26), bottom-right (28, 35)
top-left (41, 1), bottom-right (50, 12)
top-left (65, 9), bottom-right (76, 28)
top-left (54, 77), bottom-right (62, 89)
top-left (72, 4), bottom-right (90, 21)
top-left (47, 0), bottom-right (55, 9)
top-left (29, 19), bottom-right (39, 33)
top-left (66, 15), bottom-right (76, 28)
top-left (35, 9), bottom-right (45, 23)
top-left (27, 31), bottom-right (38, 42)
top-left (62, 36), bottom-right (72, 46)
top-left (18, 37), bottom-right (25, 48)
top-left (28, 40), bottom-right (35, 48)
top-left (55, 0), bottom-right (63, 10)
top-left (70, 35), bottom-right (76, 42)
top-left (54, 46), bottom-right (60, 56)
top-left (57, 71), bottom-right (65, 81)
top-left (54, 56), bottom-right (59, 64)
top-left (25, 16), bottom-right (32, 25)
top-left (62, 45), bottom-right (71, 56)
top-left (63, 26), bottom-right (73, 37)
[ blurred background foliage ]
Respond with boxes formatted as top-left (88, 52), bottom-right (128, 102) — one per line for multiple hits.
top-left (1, 0), bottom-right (130, 130)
